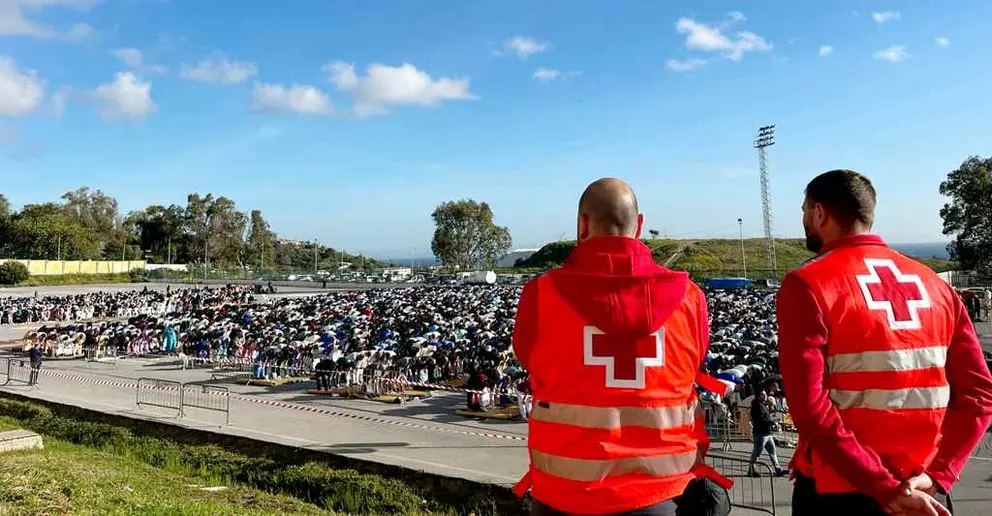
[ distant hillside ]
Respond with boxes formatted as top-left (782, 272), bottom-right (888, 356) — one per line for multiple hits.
top-left (515, 238), bottom-right (958, 276)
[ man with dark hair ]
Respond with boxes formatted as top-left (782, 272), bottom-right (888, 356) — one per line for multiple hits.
top-left (512, 178), bottom-right (720, 516)
top-left (778, 169), bottom-right (992, 515)
top-left (747, 390), bottom-right (787, 477)
top-left (801, 169), bottom-right (877, 252)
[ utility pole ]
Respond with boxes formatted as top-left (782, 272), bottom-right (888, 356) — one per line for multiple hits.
top-left (754, 124), bottom-right (777, 272)
top-left (313, 240), bottom-right (318, 275)
top-left (57, 234), bottom-right (62, 261)
top-left (738, 218), bottom-right (747, 279)
top-left (167, 237), bottom-right (172, 265)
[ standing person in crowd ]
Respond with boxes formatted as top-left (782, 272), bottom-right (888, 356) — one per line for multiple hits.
top-left (747, 390), bottom-right (788, 477)
top-left (512, 178), bottom-right (714, 516)
top-left (28, 344), bottom-right (43, 385)
top-left (777, 170), bottom-right (992, 515)
top-left (984, 288), bottom-right (992, 321)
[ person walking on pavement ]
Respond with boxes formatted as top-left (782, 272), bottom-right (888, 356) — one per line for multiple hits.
top-left (777, 170), bottom-right (992, 516)
top-left (28, 344), bottom-right (43, 385)
top-left (512, 178), bottom-right (727, 516)
top-left (747, 390), bottom-right (788, 477)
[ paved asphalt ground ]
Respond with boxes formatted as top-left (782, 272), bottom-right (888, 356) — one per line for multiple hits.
top-left (1, 284), bottom-right (989, 515)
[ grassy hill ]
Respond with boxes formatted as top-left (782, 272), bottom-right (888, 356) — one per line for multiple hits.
top-left (514, 238), bottom-right (958, 278)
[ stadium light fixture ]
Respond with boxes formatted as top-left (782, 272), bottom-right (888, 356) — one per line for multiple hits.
top-left (754, 124), bottom-right (777, 272)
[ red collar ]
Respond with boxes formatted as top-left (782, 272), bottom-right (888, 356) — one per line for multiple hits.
top-left (819, 234), bottom-right (887, 254)
top-left (564, 236), bottom-right (656, 275)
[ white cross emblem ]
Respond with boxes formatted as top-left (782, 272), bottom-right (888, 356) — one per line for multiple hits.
top-left (855, 258), bottom-right (932, 330)
top-left (583, 326), bottom-right (666, 389)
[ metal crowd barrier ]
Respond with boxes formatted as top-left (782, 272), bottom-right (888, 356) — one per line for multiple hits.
top-left (135, 377), bottom-right (182, 416)
top-left (0, 357), bottom-right (8, 384)
top-left (6, 359), bottom-right (34, 386)
top-left (703, 402), bottom-right (798, 451)
top-left (181, 382), bottom-right (230, 426)
top-left (706, 453), bottom-right (777, 515)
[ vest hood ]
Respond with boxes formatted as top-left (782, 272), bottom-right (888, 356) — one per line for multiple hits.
top-left (549, 236), bottom-right (689, 339)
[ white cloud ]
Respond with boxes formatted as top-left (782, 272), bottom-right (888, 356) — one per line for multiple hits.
top-left (0, 0), bottom-right (99, 39)
top-left (873, 45), bottom-right (909, 62)
top-left (666, 58), bottom-right (707, 72)
top-left (818, 45), bottom-right (833, 57)
top-left (935, 37), bottom-right (949, 47)
top-left (251, 82), bottom-right (332, 115)
top-left (181, 54), bottom-right (257, 85)
top-left (63, 22), bottom-right (97, 43)
top-left (726, 11), bottom-right (747, 24)
top-left (675, 17), bottom-right (772, 62)
top-left (325, 61), bottom-right (474, 117)
top-left (871, 11), bottom-right (901, 24)
top-left (0, 56), bottom-right (45, 116)
top-left (50, 86), bottom-right (70, 119)
top-left (533, 68), bottom-right (560, 81)
top-left (503, 36), bottom-right (548, 59)
top-left (92, 72), bottom-right (157, 120)
top-left (110, 47), bottom-right (167, 75)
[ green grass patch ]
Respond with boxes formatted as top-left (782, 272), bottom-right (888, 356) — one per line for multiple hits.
top-left (0, 440), bottom-right (333, 516)
top-left (515, 238), bottom-right (958, 280)
top-left (0, 397), bottom-right (517, 515)
top-left (19, 272), bottom-right (136, 287)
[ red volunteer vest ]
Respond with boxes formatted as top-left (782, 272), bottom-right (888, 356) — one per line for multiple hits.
top-left (791, 243), bottom-right (956, 493)
top-left (517, 275), bottom-right (705, 515)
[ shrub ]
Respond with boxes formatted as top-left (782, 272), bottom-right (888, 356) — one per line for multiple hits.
top-left (0, 261), bottom-right (30, 285)
top-left (128, 268), bottom-right (149, 282)
top-left (0, 399), bottom-right (51, 421)
top-left (0, 396), bottom-right (516, 515)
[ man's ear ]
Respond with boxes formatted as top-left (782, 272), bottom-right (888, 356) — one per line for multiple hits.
top-left (813, 203), bottom-right (828, 229)
top-left (578, 214), bottom-right (590, 241)
top-left (635, 214), bottom-right (644, 239)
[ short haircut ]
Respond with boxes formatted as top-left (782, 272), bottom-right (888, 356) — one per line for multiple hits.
top-left (805, 169), bottom-right (876, 229)
top-left (578, 178), bottom-right (640, 236)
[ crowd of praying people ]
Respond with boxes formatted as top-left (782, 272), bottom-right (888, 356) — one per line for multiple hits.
top-left (1, 286), bottom-right (254, 326)
top-left (11, 282), bottom-right (797, 421)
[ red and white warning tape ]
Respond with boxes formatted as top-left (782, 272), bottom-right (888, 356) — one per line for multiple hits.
top-left (35, 368), bottom-right (527, 442)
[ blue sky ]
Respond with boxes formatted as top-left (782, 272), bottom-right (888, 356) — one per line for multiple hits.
top-left (1, 1), bottom-right (990, 257)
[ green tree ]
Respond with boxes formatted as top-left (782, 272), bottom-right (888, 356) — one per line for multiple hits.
top-left (59, 187), bottom-right (123, 259)
top-left (206, 196), bottom-right (248, 266)
top-left (185, 193), bottom-right (214, 264)
top-left (181, 193), bottom-right (251, 267)
top-left (7, 203), bottom-right (99, 259)
top-left (246, 209), bottom-right (276, 268)
top-left (431, 199), bottom-right (512, 269)
top-left (939, 156), bottom-right (992, 277)
top-left (0, 193), bottom-right (11, 257)
top-left (0, 261), bottom-right (29, 285)
top-left (131, 204), bottom-right (188, 263)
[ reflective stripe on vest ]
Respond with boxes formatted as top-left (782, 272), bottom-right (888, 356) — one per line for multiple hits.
top-left (829, 386), bottom-right (950, 410)
top-left (826, 345), bottom-right (949, 410)
top-left (531, 449), bottom-right (697, 483)
top-left (531, 400), bottom-right (697, 430)
top-left (827, 346), bottom-right (947, 373)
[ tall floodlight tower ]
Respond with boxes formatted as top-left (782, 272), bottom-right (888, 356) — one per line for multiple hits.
top-left (754, 125), bottom-right (777, 272)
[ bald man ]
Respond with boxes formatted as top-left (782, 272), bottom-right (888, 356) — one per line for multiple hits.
top-left (512, 178), bottom-right (717, 516)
